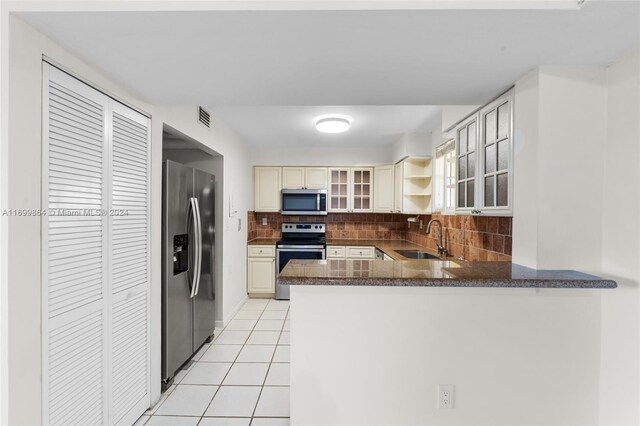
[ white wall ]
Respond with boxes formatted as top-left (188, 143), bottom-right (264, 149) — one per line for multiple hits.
top-left (512, 67), bottom-right (607, 273)
top-left (391, 132), bottom-right (432, 163)
top-left (598, 49), bottom-right (640, 426)
top-left (441, 105), bottom-right (480, 131)
top-left (1, 15), bottom-right (252, 425)
top-left (292, 285), bottom-right (602, 425)
top-left (511, 52), bottom-right (640, 425)
top-left (511, 70), bottom-right (540, 267)
top-left (252, 144), bottom-right (394, 167)
top-left (251, 131), bottom-right (434, 170)
top-left (0, 4), bottom-right (7, 423)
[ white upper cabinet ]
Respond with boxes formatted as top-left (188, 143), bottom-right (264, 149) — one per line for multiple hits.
top-left (328, 168), bottom-right (351, 212)
top-left (455, 89), bottom-right (513, 216)
top-left (478, 92), bottom-right (513, 215)
top-left (455, 115), bottom-right (478, 213)
top-left (304, 167), bottom-right (328, 189)
top-left (394, 161), bottom-right (403, 213)
top-left (374, 165), bottom-right (395, 213)
top-left (254, 167), bottom-right (282, 212)
top-left (388, 157), bottom-right (433, 214)
top-left (328, 167), bottom-right (373, 212)
top-left (282, 167), bottom-right (327, 189)
top-left (351, 168), bottom-right (373, 212)
top-left (282, 167), bottom-right (305, 189)
top-left (399, 157), bottom-right (433, 214)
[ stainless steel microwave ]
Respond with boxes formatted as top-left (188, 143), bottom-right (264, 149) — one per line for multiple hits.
top-left (281, 189), bottom-right (328, 215)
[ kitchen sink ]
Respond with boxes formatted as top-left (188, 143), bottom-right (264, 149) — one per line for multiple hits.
top-left (395, 250), bottom-right (441, 260)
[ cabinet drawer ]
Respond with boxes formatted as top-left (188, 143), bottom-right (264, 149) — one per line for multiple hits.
top-left (248, 245), bottom-right (276, 258)
top-left (346, 246), bottom-right (376, 259)
top-left (327, 246), bottom-right (346, 258)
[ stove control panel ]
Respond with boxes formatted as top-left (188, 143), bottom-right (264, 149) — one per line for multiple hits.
top-left (281, 223), bottom-right (326, 233)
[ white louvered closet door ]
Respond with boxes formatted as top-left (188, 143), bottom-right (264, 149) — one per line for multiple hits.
top-left (43, 63), bottom-right (151, 426)
top-left (108, 101), bottom-right (151, 426)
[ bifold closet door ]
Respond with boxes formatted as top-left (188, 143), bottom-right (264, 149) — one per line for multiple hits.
top-left (42, 63), bottom-right (151, 426)
top-left (109, 101), bottom-right (151, 426)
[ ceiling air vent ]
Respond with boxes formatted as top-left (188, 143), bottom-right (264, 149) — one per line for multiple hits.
top-left (198, 107), bottom-right (211, 128)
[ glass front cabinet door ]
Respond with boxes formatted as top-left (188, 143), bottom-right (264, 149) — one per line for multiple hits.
top-left (456, 89), bottom-right (513, 216)
top-left (328, 167), bottom-right (373, 213)
top-left (351, 168), bottom-right (373, 212)
top-left (456, 115), bottom-right (478, 213)
top-left (479, 93), bottom-right (513, 214)
top-left (329, 168), bottom-right (351, 212)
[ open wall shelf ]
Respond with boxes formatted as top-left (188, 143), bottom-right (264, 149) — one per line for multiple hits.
top-left (398, 156), bottom-right (433, 214)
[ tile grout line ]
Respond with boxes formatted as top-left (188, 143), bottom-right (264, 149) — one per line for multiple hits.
top-left (199, 300), bottom-right (273, 423)
top-left (250, 304), bottom-right (290, 422)
top-left (150, 299), bottom-right (290, 425)
top-left (155, 300), bottom-right (258, 424)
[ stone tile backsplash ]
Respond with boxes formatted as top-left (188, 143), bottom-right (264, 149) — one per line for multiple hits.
top-left (404, 213), bottom-right (512, 261)
top-left (247, 211), bottom-right (512, 261)
top-left (247, 212), bottom-right (406, 241)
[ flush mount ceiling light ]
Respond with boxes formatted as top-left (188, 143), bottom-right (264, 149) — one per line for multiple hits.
top-left (315, 115), bottom-right (352, 134)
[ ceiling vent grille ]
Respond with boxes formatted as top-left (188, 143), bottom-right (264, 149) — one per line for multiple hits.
top-left (198, 107), bottom-right (211, 128)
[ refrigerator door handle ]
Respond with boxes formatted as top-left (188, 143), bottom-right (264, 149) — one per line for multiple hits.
top-left (188, 197), bottom-right (200, 298)
top-left (193, 197), bottom-right (203, 296)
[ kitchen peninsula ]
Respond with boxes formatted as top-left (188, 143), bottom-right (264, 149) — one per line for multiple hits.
top-left (283, 258), bottom-right (616, 426)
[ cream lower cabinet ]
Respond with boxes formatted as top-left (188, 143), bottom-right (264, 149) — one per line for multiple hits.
top-left (327, 245), bottom-right (376, 259)
top-left (327, 245), bottom-right (347, 258)
top-left (248, 245), bottom-right (276, 294)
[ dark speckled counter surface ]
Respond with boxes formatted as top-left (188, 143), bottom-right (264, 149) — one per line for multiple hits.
top-left (247, 238), bottom-right (279, 245)
top-left (279, 259), bottom-right (616, 289)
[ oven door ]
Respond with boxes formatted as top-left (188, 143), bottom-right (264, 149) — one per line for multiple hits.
top-left (275, 246), bottom-right (326, 300)
top-left (281, 191), bottom-right (327, 215)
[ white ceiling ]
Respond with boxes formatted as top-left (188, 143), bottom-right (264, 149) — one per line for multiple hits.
top-left (209, 105), bottom-right (442, 147)
top-left (20, 3), bottom-right (640, 106)
top-left (19, 2), bottom-right (640, 148)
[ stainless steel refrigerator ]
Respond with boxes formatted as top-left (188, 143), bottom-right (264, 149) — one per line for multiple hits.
top-left (162, 160), bottom-right (216, 387)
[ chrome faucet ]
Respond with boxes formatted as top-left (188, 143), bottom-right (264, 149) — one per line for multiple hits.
top-left (426, 219), bottom-right (448, 257)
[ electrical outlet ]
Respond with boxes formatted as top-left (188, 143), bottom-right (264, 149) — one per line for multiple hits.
top-left (262, 217), bottom-right (268, 226)
top-left (438, 384), bottom-right (454, 409)
top-left (419, 220), bottom-right (423, 230)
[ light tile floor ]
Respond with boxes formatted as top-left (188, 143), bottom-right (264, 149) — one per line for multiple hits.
top-left (137, 299), bottom-right (290, 426)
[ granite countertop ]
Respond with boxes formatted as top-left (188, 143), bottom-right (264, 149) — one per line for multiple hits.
top-left (326, 239), bottom-right (435, 260)
top-left (279, 259), bottom-right (617, 289)
top-left (247, 237), bottom-right (444, 261)
top-left (247, 238), bottom-right (279, 245)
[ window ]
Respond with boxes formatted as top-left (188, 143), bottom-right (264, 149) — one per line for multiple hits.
top-left (433, 139), bottom-right (456, 213)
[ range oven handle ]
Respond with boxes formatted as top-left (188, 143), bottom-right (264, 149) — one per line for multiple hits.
top-left (275, 249), bottom-right (327, 280)
top-left (277, 245), bottom-right (326, 250)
